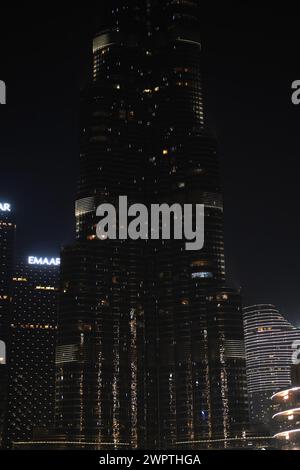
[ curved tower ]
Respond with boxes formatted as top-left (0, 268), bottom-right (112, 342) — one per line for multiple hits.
top-left (243, 304), bottom-right (300, 426)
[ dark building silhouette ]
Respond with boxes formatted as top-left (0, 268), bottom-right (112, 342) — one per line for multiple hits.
top-left (0, 202), bottom-right (15, 447)
top-left (4, 256), bottom-right (59, 447)
top-left (53, 0), bottom-right (248, 449)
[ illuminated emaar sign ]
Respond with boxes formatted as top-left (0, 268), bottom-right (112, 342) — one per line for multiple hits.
top-left (0, 203), bottom-right (11, 212)
top-left (28, 256), bottom-right (61, 267)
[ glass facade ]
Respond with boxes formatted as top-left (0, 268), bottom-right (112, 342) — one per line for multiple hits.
top-left (4, 259), bottom-right (59, 447)
top-left (54, 0), bottom-right (248, 449)
top-left (0, 204), bottom-right (15, 447)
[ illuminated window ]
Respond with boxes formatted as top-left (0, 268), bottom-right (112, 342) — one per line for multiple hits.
top-left (191, 260), bottom-right (209, 267)
top-left (192, 272), bottom-right (213, 279)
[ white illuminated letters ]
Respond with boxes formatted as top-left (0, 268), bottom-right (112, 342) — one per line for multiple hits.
top-left (28, 256), bottom-right (61, 267)
top-left (0, 203), bottom-right (11, 212)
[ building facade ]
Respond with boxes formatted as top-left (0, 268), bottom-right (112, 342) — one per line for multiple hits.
top-left (4, 256), bottom-right (59, 447)
top-left (0, 202), bottom-right (15, 447)
top-left (243, 304), bottom-right (300, 426)
top-left (272, 386), bottom-right (300, 450)
top-left (54, 0), bottom-right (248, 449)
top-left (292, 364), bottom-right (300, 387)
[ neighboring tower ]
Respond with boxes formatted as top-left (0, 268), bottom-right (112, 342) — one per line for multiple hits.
top-left (205, 288), bottom-right (249, 444)
top-left (243, 304), bottom-right (300, 426)
top-left (0, 201), bottom-right (15, 447)
top-left (4, 256), bottom-right (59, 448)
top-left (54, 0), bottom-right (248, 450)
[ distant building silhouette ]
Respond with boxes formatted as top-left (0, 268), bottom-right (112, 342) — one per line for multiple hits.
top-left (4, 257), bottom-right (59, 448)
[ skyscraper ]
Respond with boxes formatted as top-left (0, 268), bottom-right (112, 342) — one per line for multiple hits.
top-left (0, 201), bottom-right (15, 447)
top-left (4, 256), bottom-right (59, 447)
top-left (243, 304), bottom-right (300, 426)
top-left (53, 0), bottom-right (248, 450)
top-left (271, 386), bottom-right (300, 450)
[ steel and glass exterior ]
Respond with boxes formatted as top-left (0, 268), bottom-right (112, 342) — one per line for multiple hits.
top-left (54, 0), bottom-right (248, 449)
top-left (4, 258), bottom-right (59, 447)
top-left (0, 203), bottom-right (15, 447)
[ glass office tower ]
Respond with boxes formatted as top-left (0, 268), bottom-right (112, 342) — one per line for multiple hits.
top-left (0, 202), bottom-right (15, 447)
top-left (243, 304), bottom-right (300, 426)
top-left (4, 257), bottom-right (59, 447)
top-left (54, 0), bottom-right (248, 449)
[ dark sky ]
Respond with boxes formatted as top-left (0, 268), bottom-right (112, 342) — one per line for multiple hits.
top-left (0, 5), bottom-right (299, 323)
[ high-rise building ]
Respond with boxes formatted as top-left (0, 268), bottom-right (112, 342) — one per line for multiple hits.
top-left (0, 201), bottom-right (15, 447)
top-left (53, 0), bottom-right (248, 450)
top-left (243, 304), bottom-right (300, 426)
top-left (4, 256), bottom-right (59, 448)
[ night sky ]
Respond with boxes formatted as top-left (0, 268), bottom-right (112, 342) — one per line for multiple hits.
top-left (0, 6), bottom-right (299, 323)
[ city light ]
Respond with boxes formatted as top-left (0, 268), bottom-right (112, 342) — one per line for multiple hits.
top-left (0, 203), bottom-right (11, 212)
top-left (28, 256), bottom-right (61, 267)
